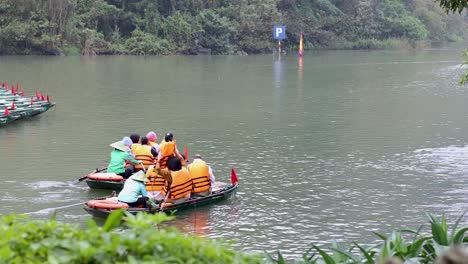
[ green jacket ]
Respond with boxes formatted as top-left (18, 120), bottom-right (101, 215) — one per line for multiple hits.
top-left (107, 149), bottom-right (140, 174)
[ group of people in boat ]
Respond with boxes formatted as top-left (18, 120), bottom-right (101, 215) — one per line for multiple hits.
top-left (106, 131), bottom-right (216, 209)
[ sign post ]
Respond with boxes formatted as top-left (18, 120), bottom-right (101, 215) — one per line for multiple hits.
top-left (273, 25), bottom-right (286, 53)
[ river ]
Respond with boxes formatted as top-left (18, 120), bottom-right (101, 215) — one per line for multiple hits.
top-left (0, 46), bottom-right (467, 258)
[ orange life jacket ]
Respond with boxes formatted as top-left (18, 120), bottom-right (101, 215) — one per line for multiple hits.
top-left (164, 168), bottom-right (192, 200)
top-left (189, 161), bottom-right (211, 193)
top-left (159, 140), bottom-right (176, 169)
top-left (145, 165), bottom-right (165, 191)
top-left (131, 143), bottom-right (141, 153)
top-left (134, 145), bottom-right (154, 169)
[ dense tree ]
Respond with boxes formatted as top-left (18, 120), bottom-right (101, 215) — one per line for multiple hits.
top-left (0, 0), bottom-right (466, 55)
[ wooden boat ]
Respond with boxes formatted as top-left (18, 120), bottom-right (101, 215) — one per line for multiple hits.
top-left (82, 167), bottom-right (125, 190)
top-left (84, 182), bottom-right (238, 218)
top-left (83, 170), bottom-right (239, 219)
top-left (0, 86), bottom-right (56, 126)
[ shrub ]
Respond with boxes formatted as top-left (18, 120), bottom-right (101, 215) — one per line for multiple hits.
top-left (0, 211), bottom-right (262, 263)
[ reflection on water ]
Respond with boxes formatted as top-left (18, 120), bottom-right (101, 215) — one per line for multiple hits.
top-left (1, 47), bottom-right (468, 258)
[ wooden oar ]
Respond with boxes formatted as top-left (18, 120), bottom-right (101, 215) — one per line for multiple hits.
top-left (159, 190), bottom-right (171, 212)
top-left (23, 202), bottom-right (86, 215)
top-left (70, 167), bottom-right (107, 184)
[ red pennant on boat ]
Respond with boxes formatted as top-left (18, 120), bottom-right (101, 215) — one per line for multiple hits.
top-left (1, 82), bottom-right (4, 88)
top-left (21, 90), bottom-right (24, 97)
top-left (41, 94), bottom-right (45, 101)
top-left (35, 90), bottom-right (39, 99)
top-left (4, 107), bottom-right (9, 117)
top-left (16, 83), bottom-right (19, 92)
top-left (30, 96), bottom-right (34, 106)
top-left (46, 94), bottom-right (50, 103)
top-left (5, 84), bottom-right (8, 90)
top-left (183, 147), bottom-right (189, 161)
top-left (11, 101), bottom-right (15, 110)
top-left (231, 168), bottom-right (238, 185)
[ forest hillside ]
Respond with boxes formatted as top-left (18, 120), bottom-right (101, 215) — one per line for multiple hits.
top-left (0, 0), bottom-right (466, 55)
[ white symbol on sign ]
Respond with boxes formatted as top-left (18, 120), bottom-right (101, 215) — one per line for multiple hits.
top-left (275, 27), bottom-right (283, 38)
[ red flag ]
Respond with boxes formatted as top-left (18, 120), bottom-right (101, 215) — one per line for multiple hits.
top-left (16, 83), bottom-right (19, 92)
top-left (35, 90), bottom-right (39, 99)
top-left (4, 107), bottom-right (9, 117)
top-left (231, 168), bottom-right (238, 185)
top-left (11, 101), bottom-right (15, 110)
top-left (11, 88), bottom-right (15, 95)
top-left (30, 96), bottom-right (34, 106)
top-left (41, 94), bottom-right (45, 101)
top-left (5, 84), bottom-right (8, 90)
top-left (46, 94), bottom-right (50, 103)
top-left (183, 147), bottom-right (189, 161)
top-left (21, 90), bottom-right (24, 97)
top-left (1, 82), bottom-right (4, 88)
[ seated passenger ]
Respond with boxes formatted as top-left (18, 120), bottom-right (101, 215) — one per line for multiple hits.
top-left (156, 153), bottom-right (192, 205)
top-left (107, 140), bottom-right (141, 179)
top-left (146, 131), bottom-right (160, 153)
top-left (122, 136), bottom-right (134, 156)
top-left (133, 136), bottom-right (157, 172)
top-left (129, 133), bottom-right (141, 154)
top-left (118, 171), bottom-right (156, 208)
top-left (157, 132), bottom-right (177, 169)
top-left (188, 154), bottom-right (215, 197)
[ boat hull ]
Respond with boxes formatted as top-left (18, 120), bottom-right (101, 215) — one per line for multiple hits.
top-left (83, 183), bottom-right (238, 218)
top-left (85, 179), bottom-right (124, 190)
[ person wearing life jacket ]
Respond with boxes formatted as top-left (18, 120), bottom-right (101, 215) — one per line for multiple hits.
top-left (146, 131), bottom-right (160, 153)
top-left (133, 136), bottom-right (157, 172)
top-left (156, 152), bottom-right (192, 205)
top-left (188, 154), bottom-right (215, 197)
top-left (107, 140), bottom-right (141, 179)
top-left (118, 171), bottom-right (156, 208)
top-left (157, 132), bottom-right (177, 169)
top-left (145, 164), bottom-right (166, 193)
top-left (130, 133), bottom-right (141, 154)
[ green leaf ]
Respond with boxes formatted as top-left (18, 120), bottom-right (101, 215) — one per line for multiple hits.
top-left (426, 213), bottom-right (448, 246)
top-left (312, 244), bottom-right (336, 264)
top-left (451, 227), bottom-right (468, 245)
top-left (103, 209), bottom-right (124, 232)
top-left (353, 242), bottom-right (375, 264)
top-left (373, 231), bottom-right (388, 241)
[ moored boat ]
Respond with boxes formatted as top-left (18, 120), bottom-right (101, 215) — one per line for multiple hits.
top-left (83, 171), bottom-right (239, 219)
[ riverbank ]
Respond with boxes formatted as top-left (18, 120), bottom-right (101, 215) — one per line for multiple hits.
top-left (1, 1), bottom-right (466, 56)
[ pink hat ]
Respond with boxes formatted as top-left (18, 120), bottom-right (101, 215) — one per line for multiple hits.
top-left (146, 131), bottom-right (157, 142)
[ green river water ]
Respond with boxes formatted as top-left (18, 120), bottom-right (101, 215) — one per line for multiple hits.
top-left (0, 46), bottom-right (467, 257)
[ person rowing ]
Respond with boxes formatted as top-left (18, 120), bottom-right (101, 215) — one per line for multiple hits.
top-left (107, 140), bottom-right (141, 179)
top-left (118, 171), bottom-right (156, 208)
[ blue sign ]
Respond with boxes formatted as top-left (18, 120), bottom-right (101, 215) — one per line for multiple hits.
top-left (273, 25), bottom-right (286, 39)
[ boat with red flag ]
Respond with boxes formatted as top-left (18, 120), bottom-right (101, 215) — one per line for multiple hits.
top-left (83, 169), bottom-right (239, 218)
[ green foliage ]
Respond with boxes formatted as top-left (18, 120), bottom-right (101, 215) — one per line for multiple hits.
top-left (0, 0), bottom-right (466, 55)
top-left (267, 213), bottom-right (468, 264)
top-left (461, 50), bottom-right (468, 86)
top-left (0, 211), bottom-right (262, 263)
top-left (124, 29), bottom-right (173, 55)
top-left (436, 0), bottom-right (468, 13)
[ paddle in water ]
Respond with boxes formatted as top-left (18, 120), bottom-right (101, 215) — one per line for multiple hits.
top-left (70, 167), bottom-right (107, 185)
